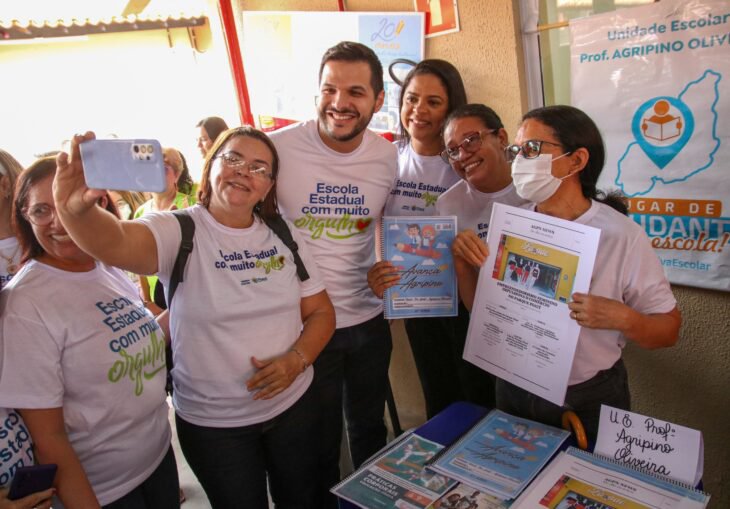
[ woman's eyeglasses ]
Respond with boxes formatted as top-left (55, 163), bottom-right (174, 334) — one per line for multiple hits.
top-left (22, 203), bottom-right (57, 226)
top-left (504, 140), bottom-right (564, 161)
top-left (440, 129), bottom-right (496, 163)
top-left (215, 152), bottom-right (273, 180)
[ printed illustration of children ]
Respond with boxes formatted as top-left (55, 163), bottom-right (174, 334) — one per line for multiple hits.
top-left (421, 224), bottom-right (436, 249)
top-left (407, 224), bottom-right (422, 249)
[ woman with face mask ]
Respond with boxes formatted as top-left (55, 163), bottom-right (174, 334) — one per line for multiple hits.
top-left (499, 105), bottom-right (681, 441)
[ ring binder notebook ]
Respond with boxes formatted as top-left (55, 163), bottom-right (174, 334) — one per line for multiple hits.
top-left (512, 446), bottom-right (709, 508)
top-left (381, 216), bottom-right (458, 319)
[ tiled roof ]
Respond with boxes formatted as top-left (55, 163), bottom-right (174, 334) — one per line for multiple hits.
top-left (0, 13), bottom-right (206, 40)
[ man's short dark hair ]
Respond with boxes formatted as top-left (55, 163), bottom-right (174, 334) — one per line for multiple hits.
top-left (319, 41), bottom-right (384, 96)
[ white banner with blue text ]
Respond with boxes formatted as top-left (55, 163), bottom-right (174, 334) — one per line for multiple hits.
top-left (570, 0), bottom-right (730, 291)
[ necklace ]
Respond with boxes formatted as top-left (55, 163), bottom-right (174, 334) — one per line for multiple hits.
top-left (0, 243), bottom-right (20, 276)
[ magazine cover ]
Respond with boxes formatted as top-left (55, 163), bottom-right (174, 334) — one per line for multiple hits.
top-left (382, 216), bottom-right (458, 319)
top-left (512, 447), bottom-right (709, 509)
top-left (333, 433), bottom-right (458, 509)
top-left (429, 410), bottom-right (569, 499)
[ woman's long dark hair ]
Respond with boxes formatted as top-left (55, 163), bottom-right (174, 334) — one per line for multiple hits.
top-left (176, 150), bottom-right (195, 197)
top-left (522, 105), bottom-right (628, 215)
top-left (197, 126), bottom-right (280, 222)
top-left (196, 116), bottom-right (229, 145)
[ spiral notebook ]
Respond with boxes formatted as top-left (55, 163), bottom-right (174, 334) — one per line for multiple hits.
top-left (511, 447), bottom-right (709, 508)
top-left (381, 216), bottom-right (458, 319)
top-left (331, 432), bottom-right (458, 509)
top-left (427, 410), bottom-right (570, 500)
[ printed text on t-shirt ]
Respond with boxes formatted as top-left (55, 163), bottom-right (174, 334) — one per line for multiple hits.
top-left (294, 182), bottom-right (374, 239)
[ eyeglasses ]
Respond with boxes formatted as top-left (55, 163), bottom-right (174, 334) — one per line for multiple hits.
top-left (22, 203), bottom-right (57, 226)
top-left (504, 140), bottom-right (564, 161)
top-left (214, 152), bottom-right (273, 180)
top-left (440, 130), bottom-right (496, 163)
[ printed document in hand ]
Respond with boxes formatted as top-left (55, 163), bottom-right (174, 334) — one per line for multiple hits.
top-left (463, 204), bottom-right (600, 406)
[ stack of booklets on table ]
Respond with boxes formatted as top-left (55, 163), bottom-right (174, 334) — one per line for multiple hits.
top-left (427, 410), bottom-right (570, 502)
top-left (511, 446), bottom-right (710, 508)
top-left (331, 433), bottom-right (459, 509)
top-left (333, 407), bottom-right (710, 509)
top-left (332, 410), bottom-right (569, 509)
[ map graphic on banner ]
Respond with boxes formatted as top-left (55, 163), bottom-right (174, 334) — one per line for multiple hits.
top-left (570, 0), bottom-right (730, 291)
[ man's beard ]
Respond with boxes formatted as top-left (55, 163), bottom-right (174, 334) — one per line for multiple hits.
top-left (317, 105), bottom-right (376, 142)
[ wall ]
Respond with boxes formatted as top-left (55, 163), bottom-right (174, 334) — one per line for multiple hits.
top-left (624, 286), bottom-right (729, 505)
top-left (237, 0), bottom-right (527, 138)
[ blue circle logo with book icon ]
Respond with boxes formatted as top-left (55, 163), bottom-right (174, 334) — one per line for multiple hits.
top-left (631, 96), bottom-right (694, 169)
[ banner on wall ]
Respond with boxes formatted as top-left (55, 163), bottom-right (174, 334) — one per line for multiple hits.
top-left (240, 11), bottom-right (424, 134)
top-left (570, 0), bottom-right (730, 291)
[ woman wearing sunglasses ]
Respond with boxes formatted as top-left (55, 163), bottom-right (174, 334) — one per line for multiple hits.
top-left (53, 128), bottom-right (335, 509)
top-left (0, 157), bottom-right (179, 508)
top-left (499, 105), bottom-right (680, 441)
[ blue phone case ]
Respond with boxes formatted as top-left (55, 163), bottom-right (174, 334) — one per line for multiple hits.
top-left (7, 464), bottom-right (57, 500)
top-left (80, 139), bottom-right (166, 193)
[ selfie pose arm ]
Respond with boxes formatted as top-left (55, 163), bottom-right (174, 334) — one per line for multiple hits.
top-left (54, 133), bottom-right (158, 275)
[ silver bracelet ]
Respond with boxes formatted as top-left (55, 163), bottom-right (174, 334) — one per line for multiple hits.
top-left (290, 347), bottom-right (309, 372)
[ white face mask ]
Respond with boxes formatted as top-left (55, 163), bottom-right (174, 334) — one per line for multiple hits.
top-left (511, 153), bottom-right (570, 203)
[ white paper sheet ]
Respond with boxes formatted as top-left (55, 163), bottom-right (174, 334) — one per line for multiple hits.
top-left (595, 405), bottom-right (704, 487)
top-left (463, 204), bottom-right (600, 406)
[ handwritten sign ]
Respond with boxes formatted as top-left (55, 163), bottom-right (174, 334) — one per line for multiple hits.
top-left (595, 405), bottom-right (703, 486)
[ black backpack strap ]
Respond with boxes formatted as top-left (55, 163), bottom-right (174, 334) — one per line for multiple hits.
top-left (261, 214), bottom-right (310, 282)
top-left (167, 209), bottom-right (195, 307)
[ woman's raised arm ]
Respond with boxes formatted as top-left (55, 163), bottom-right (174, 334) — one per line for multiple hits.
top-left (54, 133), bottom-right (158, 275)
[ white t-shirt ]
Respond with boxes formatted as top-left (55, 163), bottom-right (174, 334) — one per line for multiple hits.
top-left (138, 205), bottom-right (325, 427)
top-left (569, 200), bottom-right (677, 384)
top-left (384, 142), bottom-right (460, 217)
top-left (0, 237), bottom-right (21, 288)
top-left (0, 408), bottom-right (34, 488)
top-left (436, 181), bottom-right (529, 238)
top-left (271, 120), bottom-right (398, 328)
top-left (0, 261), bottom-right (171, 505)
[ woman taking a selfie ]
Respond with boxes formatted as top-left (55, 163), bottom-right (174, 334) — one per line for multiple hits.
top-left (53, 128), bottom-right (335, 509)
top-left (0, 157), bottom-right (178, 508)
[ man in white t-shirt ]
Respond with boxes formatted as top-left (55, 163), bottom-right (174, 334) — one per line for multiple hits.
top-left (271, 41), bottom-right (398, 507)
